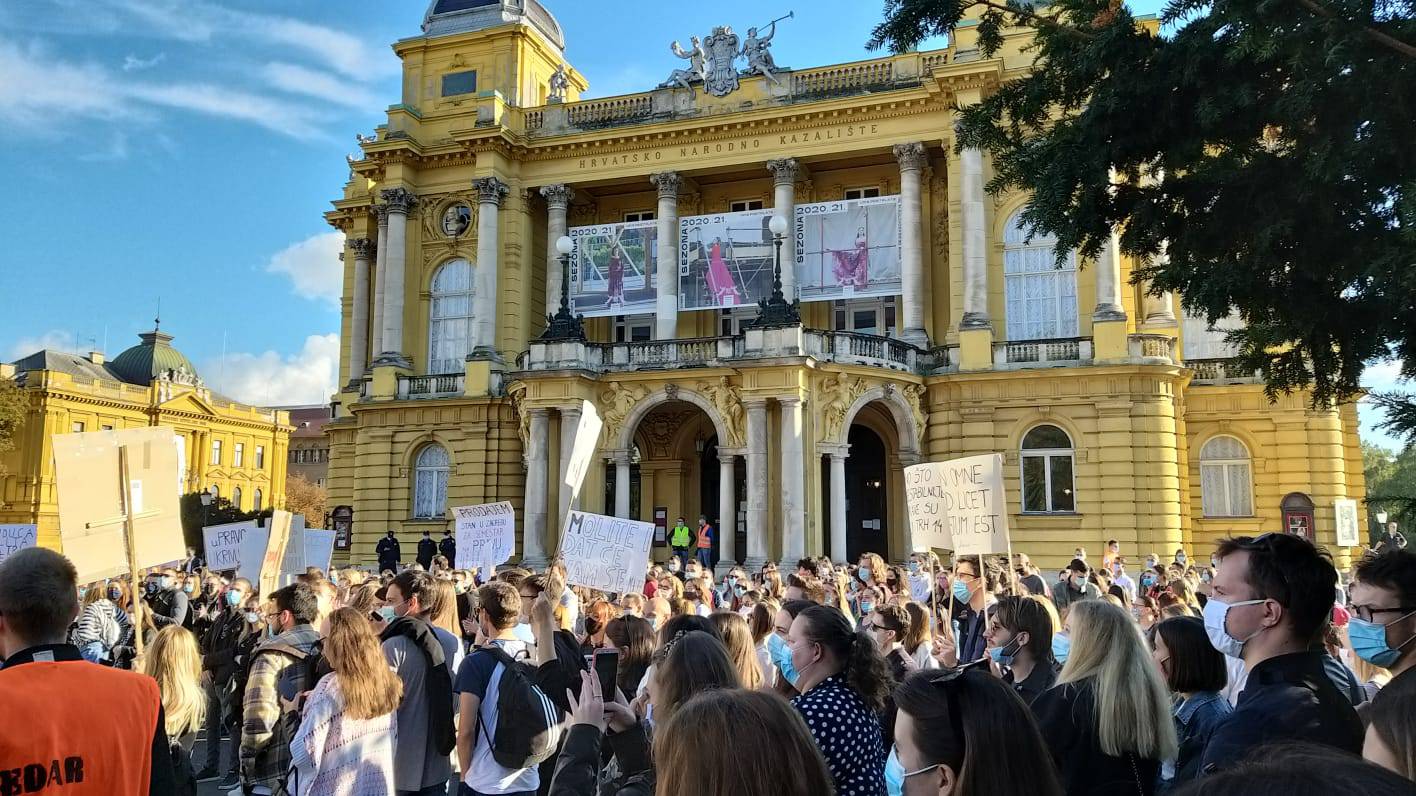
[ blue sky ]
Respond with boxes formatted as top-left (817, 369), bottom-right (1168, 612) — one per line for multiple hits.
top-left (0, 0), bottom-right (1402, 447)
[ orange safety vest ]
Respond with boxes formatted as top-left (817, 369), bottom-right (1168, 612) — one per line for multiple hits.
top-left (0, 658), bottom-right (161, 794)
top-left (696, 524), bottom-right (713, 549)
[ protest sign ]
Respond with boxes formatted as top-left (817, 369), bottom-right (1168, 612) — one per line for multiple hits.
top-left (0, 525), bottom-right (38, 566)
top-left (453, 502), bottom-right (515, 572)
top-left (303, 529), bottom-right (336, 573)
top-left (559, 510), bottom-right (654, 595)
top-left (563, 400), bottom-right (603, 504)
top-left (905, 453), bottom-right (1010, 556)
top-left (203, 520), bottom-right (260, 573)
top-left (1335, 499), bottom-right (1361, 547)
top-left (52, 427), bottom-right (185, 584)
top-left (258, 510), bottom-right (294, 597)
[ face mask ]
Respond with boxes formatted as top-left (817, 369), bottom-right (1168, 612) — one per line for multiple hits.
top-left (107, 587), bottom-right (122, 601)
top-left (1176, 554), bottom-right (1188, 563)
top-left (859, 569), bottom-right (872, 583)
top-left (1202, 596), bottom-right (1267, 658)
top-left (733, 584), bottom-right (747, 597)
top-left (1141, 576), bottom-right (1155, 589)
top-left (1348, 613), bottom-right (1416, 668)
top-left (989, 635), bottom-right (1022, 666)
top-left (738, 605), bottom-right (754, 618)
top-left (183, 584), bottom-right (195, 595)
top-left (159, 577), bottom-right (173, 590)
top-left (244, 611), bottom-right (260, 625)
top-left (1070, 575), bottom-right (1086, 592)
top-left (860, 601), bottom-right (876, 615)
top-left (766, 632), bottom-right (800, 687)
top-left (648, 615), bottom-right (661, 631)
top-left (667, 561), bottom-right (680, 572)
top-left (1201, 571), bottom-right (1212, 584)
top-left (1147, 559), bottom-right (1158, 569)
top-left (377, 606), bottom-right (398, 624)
top-left (952, 580), bottom-right (971, 602)
top-left (1052, 633), bottom-right (1071, 664)
top-left (907, 561), bottom-right (920, 574)
top-left (1075, 551), bottom-right (1086, 561)
top-left (226, 590), bottom-right (243, 607)
top-left (884, 746), bottom-right (906, 796)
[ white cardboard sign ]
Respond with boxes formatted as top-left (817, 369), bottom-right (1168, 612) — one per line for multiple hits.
top-left (303, 529), bottom-right (336, 573)
top-left (560, 510), bottom-right (654, 596)
top-left (0, 524), bottom-right (38, 566)
top-left (453, 501), bottom-right (515, 572)
top-left (563, 400), bottom-right (603, 504)
top-left (202, 520), bottom-right (260, 573)
top-left (905, 453), bottom-right (1011, 556)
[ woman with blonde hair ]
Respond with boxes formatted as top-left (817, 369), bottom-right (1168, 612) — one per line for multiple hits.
top-left (1033, 599), bottom-right (1177, 795)
top-left (141, 625), bottom-right (206, 794)
top-left (291, 607), bottom-right (401, 795)
top-left (708, 611), bottom-right (764, 689)
top-left (856, 552), bottom-right (889, 597)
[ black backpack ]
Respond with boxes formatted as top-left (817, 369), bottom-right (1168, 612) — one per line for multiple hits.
top-left (258, 643), bottom-right (318, 796)
top-left (476, 645), bottom-right (564, 770)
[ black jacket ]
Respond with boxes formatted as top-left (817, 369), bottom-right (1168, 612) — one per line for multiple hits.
top-left (1033, 679), bottom-right (1162, 796)
top-left (439, 535), bottom-right (456, 563)
top-left (1198, 651), bottom-right (1364, 774)
top-left (202, 609), bottom-right (247, 685)
top-left (549, 723), bottom-right (654, 796)
top-left (417, 537), bottom-right (437, 568)
top-left (149, 588), bottom-right (190, 628)
top-left (376, 536), bottom-right (401, 569)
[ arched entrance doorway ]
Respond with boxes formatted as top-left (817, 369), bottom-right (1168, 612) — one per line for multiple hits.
top-left (821, 397), bottom-right (908, 563)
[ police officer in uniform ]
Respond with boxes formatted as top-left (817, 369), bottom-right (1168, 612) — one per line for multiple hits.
top-left (439, 527), bottom-right (457, 567)
top-left (377, 529), bottom-right (402, 574)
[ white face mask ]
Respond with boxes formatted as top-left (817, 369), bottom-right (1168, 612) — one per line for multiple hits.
top-left (1203, 596), bottom-right (1267, 658)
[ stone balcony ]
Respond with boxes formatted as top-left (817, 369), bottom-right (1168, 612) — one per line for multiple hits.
top-left (1188, 357), bottom-right (1262, 385)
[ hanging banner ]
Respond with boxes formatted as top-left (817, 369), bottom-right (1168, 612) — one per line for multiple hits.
top-left (560, 510), bottom-right (654, 595)
top-left (453, 501), bottom-right (516, 572)
top-left (568, 220), bottom-right (659, 318)
top-left (52, 427), bottom-right (185, 584)
top-left (905, 453), bottom-right (1010, 556)
top-left (1335, 499), bottom-right (1361, 547)
top-left (0, 524), bottom-right (38, 566)
top-left (678, 208), bottom-right (777, 310)
top-left (563, 400), bottom-right (604, 504)
top-left (795, 195), bottom-right (902, 303)
top-left (203, 520), bottom-right (260, 573)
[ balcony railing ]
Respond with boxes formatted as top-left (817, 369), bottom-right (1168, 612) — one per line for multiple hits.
top-left (1130, 334), bottom-right (1178, 362)
top-left (810, 331), bottom-right (918, 372)
top-left (1189, 358), bottom-right (1262, 384)
top-left (791, 61), bottom-right (896, 98)
top-left (606, 337), bottom-right (735, 369)
top-left (995, 338), bottom-right (1092, 367)
top-left (398, 373), bottom-right (464, 399)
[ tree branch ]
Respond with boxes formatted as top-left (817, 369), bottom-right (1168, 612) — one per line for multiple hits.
top-left (1290, 0), bottom-right (1416, 59)
top-left (967, 0), bottom-right (1099, 39)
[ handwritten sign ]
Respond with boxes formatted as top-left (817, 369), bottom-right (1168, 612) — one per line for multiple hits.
top-left (1335, 499), bottom-right (1361, 547)
top-left (258, 510), bottom-right (294, 598)
top-left (0, 525), bottom-right (38, 565)
top-left (563, 401), bottom-right (603, 504)
top-left (905, 454), bottom-right (1010, 556)
top-left (559, 511), bottom-right (653, 595)
top-left (203, 520), bottom-right (259, 573)
top-left (453, 502), bottom-right (515, 572)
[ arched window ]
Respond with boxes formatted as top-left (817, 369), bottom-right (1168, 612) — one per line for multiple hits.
top-left (1200, 436), bottom-right (1253, 517)
top-left (428, 259), bottom-right (475, 374)
top-left (413, 444), bottom-right (450, 519)
top-left (1003, 211), bottom-right (1079, 341)
top-left (1021, 425), bottom-right (1075, 513)
top-left (232, 486), bottom-right (243, 510)
top-left (253, 489), bottom-right (263, 512)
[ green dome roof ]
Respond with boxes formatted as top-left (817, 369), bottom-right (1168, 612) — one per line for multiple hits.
top-left (109, 328), bottom-right (200, 386)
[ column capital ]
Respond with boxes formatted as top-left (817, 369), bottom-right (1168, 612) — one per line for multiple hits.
top-left (560, 404), bottom-right (582, 419)
top-left (609, 449), bottom-right (634, 466)
top-left (379, 187), bottom-right (418, 214)
top-left (369, 204), bottom-right (391, 225)
top-left (539, 183), bottom-right (574, 210)
top-left (528, 406), bottom-right (551, 419)
top-left (893, 141), bottom-right (928, 171)
top-left (718, 451), bottom-right (738, 465)
top-left (778, 396), bottom-right (803, 408)
top-left (650, 171), bottom-right (682, 199)
top-left (820, 442), bottom-right (851, 459)
top-left (742, 396), bottom-right (769, 410)
top-left (766, 157), bottom-right (804, 186)
top-left (349, 237), bottom-right (375, 260)
top-left (473, 177), bottom-right (510, 207)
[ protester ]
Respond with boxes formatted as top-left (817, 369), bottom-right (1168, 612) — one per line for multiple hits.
top-left (241, 582), bottom-right (322, 796)
top-left (1033, 600), bottom-right (1176, 795)
top-left (1013, 553), bottom-right (1048, 596)
top-left (906, 552), bottom-right (936, 602)
top-left (892, 667), bottom-right (1064, 796)
top-left (71, 578), bottom-right (126, 664)
top-left (456, 580), bottom-right (541, 795)
top-left (0, 547), bottom-right (177, 793)
top-left (986, 595), bottom-right (1057, 707)
top-left (1149, 616), bottom-right (1231, 790)
top-left (709, 611), bottom-right (764, 689)
top-left (1052, 559), bottom-right (1103, 614)
top-left (604, 615), bottom-right (655, 698)
top-left (947, 555), bottom-right (999, 665)
top-left (291, 607), bottom-right (400, 795)
top-left (1198, 534), bottom-right (1364, 772)
top-left (198, 577), bottom-right (250, 782)
top-left (1349, 548), bottom-right (1416, 683)
top-left (150, 566), bottom-right (192, 629)
top-left (767, 598), bottom-right (814, 697)
top-left (1364, 667), bottom-right (1416, 781)
top-left (901, 602), bottom-right (938, 671)
top-left (381, 570), bottom-right (456, 795)
top-left (141, 624), bottom-right (207, 794)
top-left (787, 604), bottom-right (891, 795)
top-left (748, 598), bottom-right (780, 687)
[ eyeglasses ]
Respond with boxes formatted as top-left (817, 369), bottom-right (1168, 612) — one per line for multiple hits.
top-left (1348, 603), bottom-right (1416, 624)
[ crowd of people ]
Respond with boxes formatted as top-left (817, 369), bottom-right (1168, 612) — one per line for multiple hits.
top-left (1, 532), bottom-right (1415, 796)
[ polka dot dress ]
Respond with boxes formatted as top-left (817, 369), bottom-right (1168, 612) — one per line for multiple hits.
top-left (791, 674), bottom-right (887, 796)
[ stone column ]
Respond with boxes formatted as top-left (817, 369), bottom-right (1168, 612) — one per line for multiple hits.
top-left (370, 205), bottom-right (390, 359)
top-left (613, 450), bottom-right (632, 518)
top-left (650, 172), bottom-right (681, 340)
top-left (558, 404), bottom-right (583, 532)
top-left (472, 177), bottom-right (510, 360)
top-left (718, 453), bottom-right (737, 567)
top-left (744, 399), bottom-right (769, 564)
top-left (524, 408), bottom-right (550, 566)
top-left (829, 451), bottom-right (848, 562)
top-left (960, 147), bottom-right (990, 329)
top-left (374, 187), bottom-right (417, 367)
top-left (893, 142), bottom-right (928, 346)
top-left (540, 184), bottom-right (573, 318)
top-left (1094, 230), bottom-right (1127, 321)
top-left (766, 158), bottom-right (801, 300)
top-left (347, 237), bottom-right (374, 386)
top-left (1142, 242), bottom-right (1177, 325)
top-left (779, 397), bottom-right (806, 562)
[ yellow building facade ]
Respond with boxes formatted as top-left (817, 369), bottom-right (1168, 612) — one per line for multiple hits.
top-left (1, 328), bottom-right (292, 551)
top-left (325, 1), bottom-right (1366, 571)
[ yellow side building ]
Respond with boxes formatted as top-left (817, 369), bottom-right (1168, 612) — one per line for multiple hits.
top-left (1, 327), bottom-right (293, 550)
top-left (323, 1), bottom-right (1367, 571)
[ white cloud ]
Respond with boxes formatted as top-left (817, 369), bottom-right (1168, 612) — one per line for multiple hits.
top-left (78, 131), bottom-right (131, 162)
top-left (1360, 359), bottom-right (1409, 451)
top-left (6, 330), bottom-right (76, 360)
top-left (262, 62), bottom-right (379, 110)
top-left (204, 334), bottom-right (340, 407)
top-left (265, 232), bottom-right (345, 306)
top-left (121, 52), bottom-right (164, 71)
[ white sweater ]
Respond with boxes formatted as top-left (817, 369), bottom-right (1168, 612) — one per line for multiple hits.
top-left (290, 674), bottom-right (398, 796)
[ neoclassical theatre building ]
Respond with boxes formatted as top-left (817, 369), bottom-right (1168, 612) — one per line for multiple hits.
top-left (324, 0), bottom-right (1367, 570)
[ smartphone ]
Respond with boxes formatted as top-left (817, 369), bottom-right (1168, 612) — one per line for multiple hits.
top-left (593, 648), bottom-right (619, 699)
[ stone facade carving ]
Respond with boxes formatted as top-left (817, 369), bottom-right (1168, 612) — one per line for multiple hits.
top-left (349, 237), bottom-right (375, 260)
top-left (539, 183), bottom-right (573, 210)
top-left (902, 383), bottom-right (928, 445)
top-left (650, 171), bottom-right (682, 199)
top-left (742, 22), bottom-right (782, 85)
top-left (600, 383), bottom-right (647, 445)
top-left (380, 187), bottom-right (418, 214)
top-left (893, 141), bottom-right (927, 171)
top-left (662, 36), bottom-right (707, 91)
top-left (699, 376), bottom-right (744, 447)
top-left (930, 173), bottom-right (949, 258)
top-left (702, 27), bottom-right (741, 97)
top-left (765, 157), bottom-right (800, 186)
top-left (507, 381), bottom-right (530, 453)
top-left (640, 408), bottom-right (697, 459)
top-left (820, 371), bottom-right (867, 442)
top-left (548, 63), bottom-right (570, 103)
top-left (473, 177), bottom-right (509, 207)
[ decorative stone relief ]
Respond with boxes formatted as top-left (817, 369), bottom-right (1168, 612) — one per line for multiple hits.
top-left (820, 371), bottom-right (867, 442)
top-left (699, 376), bottom-right (744, 446)
top-left (600, 383), bottom-right (647, 446)
top-left (930, 173), bottom-right (949, 258)
top-left (506, 381), bottom-right (530, 458)
top-left (902, 383), bottom-right (927, 445)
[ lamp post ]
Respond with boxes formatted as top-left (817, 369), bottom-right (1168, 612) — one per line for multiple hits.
top-left (749, 214), bottom-right (800, 328)
top-left (200, 488), bottom-right (213, 528)
top-left (538, 235), bottom-right (587, 341)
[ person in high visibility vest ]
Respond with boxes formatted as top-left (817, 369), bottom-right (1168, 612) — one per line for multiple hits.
top-left (696, 515), bottom-right (716, 569)
top-left (670, 517), bottom-right (693, 569)
top-left (0, 547), bottom-right (177, 794)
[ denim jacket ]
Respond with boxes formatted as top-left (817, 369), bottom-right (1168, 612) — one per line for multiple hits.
top-left (1167, 691), bottom-right (1231, 788)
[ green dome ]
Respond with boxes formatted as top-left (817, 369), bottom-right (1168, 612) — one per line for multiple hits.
top-left (109, 328), bottom-right (200, 386)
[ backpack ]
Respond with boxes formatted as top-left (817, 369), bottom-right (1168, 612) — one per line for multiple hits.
top-left (477, 645), bottom-right (564, 770)
top-left (257, 643), bottom-right (319, 796)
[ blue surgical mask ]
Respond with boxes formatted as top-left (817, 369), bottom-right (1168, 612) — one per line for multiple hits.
top-left (766, 632), bottom-right (800, 687)
top-left (107, 587), bottom-right (122, 601)
top-left (734, 584), bottom-right (747, 597)
top-left (989, 635), bottom-right (1021, 666)
top-left (159, 577), bottom-right (174, 590)
top-left (183, 583), bottom-right (195, 595)
top-left (907, 561), bottom-right (920, 574)
top-left (885, 746), bottom-right (906, 796)
top-left (244, 611), bottom-right (260, 625)
top-left (859, 569), bottom-right (872, 583)
top-left (1349, 613), bottom-right (1416, 668)
top-left (859, 601), bottom-right (875, 615)
top-left (1052, 633), bottom-right (1071, 664)
top-left (952, 580), bottom-right (971, 602)
top-left (226, 590), bottom-right (243, 607)
top-left (377, 606), bottom-right (397, 624)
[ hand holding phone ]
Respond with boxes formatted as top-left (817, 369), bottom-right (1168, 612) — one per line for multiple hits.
top-left (593, 648), bottom-right (619, 701)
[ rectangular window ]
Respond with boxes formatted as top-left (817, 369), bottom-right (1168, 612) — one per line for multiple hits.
top-left (1022, 452), bottom-right (1076, 513)
top-left (233, 443), bottom-right (244, 468)
top-left (1201, 462), bottom-right (1254, 517)
top-left (844, 187), bottom-right (882, 200)
top-left (730, 199), bottom-right (765, 213)
top-left (211, 440), bottom-right (222, 465)
top-left (718, 307), bottom-right (757, 336)
top-left (100, 424), bottom-right (114, 431)
top-left (623, 211), bottom-right (656, 222)
top-left (255, 446), bottom-right (265, 469)
top-left (1004, 248), bottom-right (1079, 341)
top-left (71, 421), bottom-right (85, 433)
top-left (441, 70), bottom-right (478, 97)
top-left (830, 297), bottom-right (899, 337)
top-left (614, 315), bottom-right (654, 342)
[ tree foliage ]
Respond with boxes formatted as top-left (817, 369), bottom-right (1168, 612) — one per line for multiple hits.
top-left (1363, 441), bottom-right (1416, 528)
top-left (285, 473), bottom-right (328, 530)
top-left (871, 0), bottom-right (1416, 432)
top-left (0, 377), bottom-right (29, 477)
top-left (179, 492), bottom-right (268, 554)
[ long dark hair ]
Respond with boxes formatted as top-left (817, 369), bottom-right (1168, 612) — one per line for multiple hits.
top-left (796, 604), bottom-right (892, 712)
top-left (604, 615), bottom-right (655, 697)
top-left (894, 669), bottom-right (1063, 796)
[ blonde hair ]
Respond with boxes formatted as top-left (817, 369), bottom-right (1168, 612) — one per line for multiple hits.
top-left (325, 608), bottom-right (403, 719)
top-left (427, 579), bottom-right (460, 639)
top-left (1060, 600), bottom-right (1177, 761)
top-left (141, 625), bottom-right (206, 738)
top-left (708, 611), bottom-right (763, 690)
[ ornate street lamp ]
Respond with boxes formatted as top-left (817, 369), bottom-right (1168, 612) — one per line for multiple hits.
top-left (749, 214), bottom-right (800, 328)
top-left (539, 235), bottom-right (587, 341)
